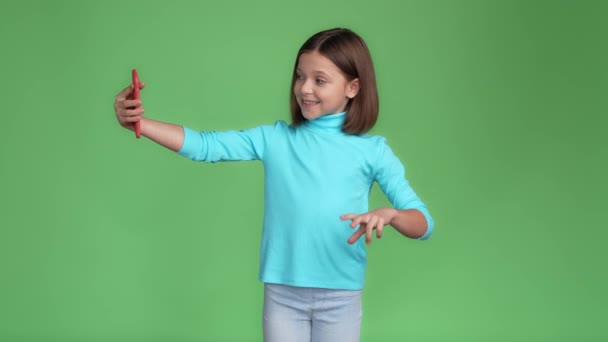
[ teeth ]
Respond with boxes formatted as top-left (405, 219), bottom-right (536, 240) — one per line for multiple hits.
top-left (303, 100), bottom-right (319, 105)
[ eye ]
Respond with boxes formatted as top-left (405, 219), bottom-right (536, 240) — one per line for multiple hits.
top-left (316, 79), bottom-right (326, 85)
top-left (295, 73), bottom-right (304, 80)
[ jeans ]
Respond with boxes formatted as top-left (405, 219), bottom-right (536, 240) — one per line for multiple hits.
top-left (263, 283), bottom-right (362, 342)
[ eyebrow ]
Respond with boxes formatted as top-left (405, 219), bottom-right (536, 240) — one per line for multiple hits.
top-left (296, 68), bottom-right (331, 78)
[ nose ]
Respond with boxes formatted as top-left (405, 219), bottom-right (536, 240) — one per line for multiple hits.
top-left (299, 79), bottom-right (313, 96)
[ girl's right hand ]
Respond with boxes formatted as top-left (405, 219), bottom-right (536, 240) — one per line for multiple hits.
top-left (113, 82), bottom-right (146, 131)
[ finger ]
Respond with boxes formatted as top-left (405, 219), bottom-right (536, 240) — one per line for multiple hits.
top-left (340, 214), bottom-right (357, 221)
top-left (367, 216), bottom-right (378, 230)
top-left (347, 226), bottom-right (366, 244)
top-left (117, 108), bottom-right (144, 120)
top-left (123, 107), bottom-right (144, 117)
top-left (115, 84), bottom-right (134, 101)
top-left (123, 115), bottom-right (142, 123)
top-left (365, 221), bottom-right (375, 244)
top-left (115, 82), bottom-right (146, 101)
top-left (350, 215), bottom-right (368, 228)
top-left (376, 218), bottom-right (385, 239)
top-left (123, 99), bottom-right (143, 108)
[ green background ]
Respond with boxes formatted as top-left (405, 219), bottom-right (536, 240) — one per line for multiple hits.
top-left (1, 0), bottom-right (606, 341)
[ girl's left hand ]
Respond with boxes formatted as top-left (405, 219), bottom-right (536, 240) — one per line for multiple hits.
top-left (341, 208), bottom-right (398, 245)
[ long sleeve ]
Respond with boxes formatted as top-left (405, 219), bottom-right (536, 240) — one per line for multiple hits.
top-left (374, 140), bottom-right (434, 240)
top-left (178, 122), bottom-right (280, 162)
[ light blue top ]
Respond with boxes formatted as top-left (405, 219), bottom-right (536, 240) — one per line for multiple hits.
top-left (178, 112), bottom-right (434, 290)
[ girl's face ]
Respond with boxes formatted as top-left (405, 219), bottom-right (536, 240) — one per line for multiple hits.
top-left (294, 51), bottom-right (359, 120)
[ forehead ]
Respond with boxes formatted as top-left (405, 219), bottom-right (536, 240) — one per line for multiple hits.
top-left (297, 51), bottom-right (341, 74)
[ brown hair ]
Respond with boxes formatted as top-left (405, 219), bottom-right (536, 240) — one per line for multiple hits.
top-left (289, 28), bottom-right (379, 135)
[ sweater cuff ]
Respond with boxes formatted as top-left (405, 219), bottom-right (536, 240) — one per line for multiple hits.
top-left (177, 127), bottom-right (205, 160)
top-left (416, 209), bottom-right (435, 240)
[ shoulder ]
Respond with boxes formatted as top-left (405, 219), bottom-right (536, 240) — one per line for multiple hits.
top-left (244, 120), bottom-right (290, 135)
top-left (350, 133), bottom-right (389, 153)
top-left (264, 120), bottom-right (294, 138)
top-left (352, 132), bottom-right (386, 143)
top-left (250, 120), bottom-right (293, 145)
top-left (357, 134), bottom-right (407, 169)
top-left (267, 120), bottom-right (290, 131)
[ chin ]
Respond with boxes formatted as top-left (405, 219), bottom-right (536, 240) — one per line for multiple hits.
top-left (303, 113), bottom-right (322, 120)
top-left (301, 109), bottom-right (321, 120)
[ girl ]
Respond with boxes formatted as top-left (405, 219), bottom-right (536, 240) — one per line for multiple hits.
top-left (114, 28), bottom-right (434, 342)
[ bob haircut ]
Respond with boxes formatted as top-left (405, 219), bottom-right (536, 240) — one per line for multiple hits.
top-left (289, 28), bottom-right (379, 135)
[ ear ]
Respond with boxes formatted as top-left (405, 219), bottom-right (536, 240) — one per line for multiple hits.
top-left (346, 78), bottom-right (360, 99)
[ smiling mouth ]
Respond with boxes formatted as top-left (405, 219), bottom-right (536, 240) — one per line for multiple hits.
top-left (301, 100), bottom-right (320, 105)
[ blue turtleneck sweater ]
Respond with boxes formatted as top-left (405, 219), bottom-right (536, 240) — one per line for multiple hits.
top-left (178, 112), bottom-right (433, 290)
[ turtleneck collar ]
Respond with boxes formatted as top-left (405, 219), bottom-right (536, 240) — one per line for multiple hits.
top-left (302, 111), bottom-right (347, 134)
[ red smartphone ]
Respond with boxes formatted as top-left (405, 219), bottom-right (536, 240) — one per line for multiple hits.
top-left (132, 69), bottom-right (141, 138)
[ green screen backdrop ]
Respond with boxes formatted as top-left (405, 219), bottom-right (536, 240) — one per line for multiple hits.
top-left (1, 0), bottom-right (606, 341)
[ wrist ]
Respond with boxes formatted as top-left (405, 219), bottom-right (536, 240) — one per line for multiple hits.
top-left (138, 117), bottom-right (150, 135)
top-left (387, 207), bottom-right (399, 225)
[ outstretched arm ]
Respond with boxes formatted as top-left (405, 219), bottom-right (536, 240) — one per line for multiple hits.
top-left (114, 82), bottom-right (185, 152)
top-left (138, 118), bottom-right (184, 152)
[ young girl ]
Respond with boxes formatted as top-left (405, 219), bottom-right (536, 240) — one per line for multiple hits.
top-left (114, 28), bottom-right (434, 342)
